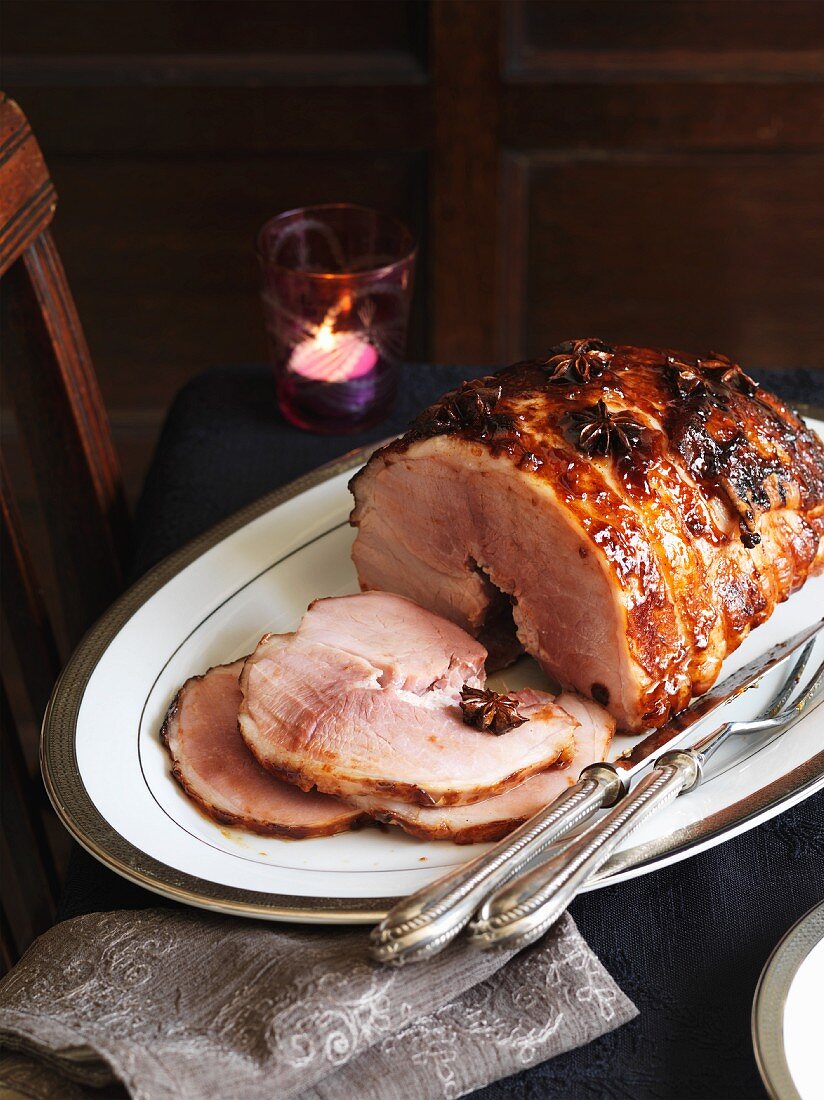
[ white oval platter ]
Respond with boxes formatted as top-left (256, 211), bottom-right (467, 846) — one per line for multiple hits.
top-left (42, 428), bottom-right (824, 923)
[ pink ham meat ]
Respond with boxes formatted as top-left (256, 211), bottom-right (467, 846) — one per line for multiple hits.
top-left (238, 592), bottom-right (577, 807)
top-left (160, 659), bottom-right (364, 838)
top-left (349, 692), bottom-right (615, 843)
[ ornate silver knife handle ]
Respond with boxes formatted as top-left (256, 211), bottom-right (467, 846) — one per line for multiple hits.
top-left (467, 750), bottom-right (699, 952)
top-left (369, 763), bottom-right (624, 966)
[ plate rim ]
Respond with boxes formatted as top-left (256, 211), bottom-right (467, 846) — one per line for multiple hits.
top-left (40, 438), bottom-right (824, 923)
top-left (752, 900), bottom-right (824, 1100)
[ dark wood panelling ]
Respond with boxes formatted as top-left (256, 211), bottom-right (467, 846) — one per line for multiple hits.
top-left (431, 0), bottom-right (501, 363)
top-left (3, 1), bottom-right (427, 61)
top-left (507, 0), bottom-right (824, 81)
top-left (505, 83), bottom-right (824, 151)
top-left (4, 86), bottom-right (430, 154)
top-left (2, 1), bottom-right (432, 509)
top-left (501, 151), bottom-right (824, 364)
top-left (498, 1), bottom-right (824, 365)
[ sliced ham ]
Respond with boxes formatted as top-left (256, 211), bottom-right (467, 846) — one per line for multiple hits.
top-left (350, 344), bottom-right (824, 730)
top-left (238, 592), bottom-right (577, 807)
top-left (349, 692), bottom-right (615, 843)
top-left (161, 658), bottom-right (364, 838)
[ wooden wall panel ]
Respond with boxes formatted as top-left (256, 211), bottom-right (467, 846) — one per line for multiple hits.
top-left (502, 151), bottom-right (824, 363)
top-left (506, 0), bottom-right (824, 80)
top-left (3, 1), bottom-right (427, 64)
top-left (498, 0), bottom-right (824, 367)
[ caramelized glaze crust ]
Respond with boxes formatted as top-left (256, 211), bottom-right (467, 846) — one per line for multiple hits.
top-left (352, 342), bottom-right (824, 728)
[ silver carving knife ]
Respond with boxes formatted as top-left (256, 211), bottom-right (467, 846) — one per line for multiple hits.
top-left (468, 636), bottom-right (823, 952)
top-left (369, 618), bottom-right (823, 966)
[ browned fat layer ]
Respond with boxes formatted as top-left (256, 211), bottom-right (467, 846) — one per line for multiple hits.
top-left (371, 811), bottom-right (537, 846)
top-left (168, 764), bottom-right (366, 839)
top-left (402, 346), bottom-right (824, 544)
top-left (411, 342), bottom-right (824, 574)
top-left (784, 519), bottom-right (820, 587)
top-left (158, 696), bottom-right (179, 749)
top-left (713, 558), bottom-right (769, 636)
top-left (250, 748), bottom-right (573, 808)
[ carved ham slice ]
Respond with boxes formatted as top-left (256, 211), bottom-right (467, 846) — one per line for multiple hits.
top-left (238, 592), bottom-right (577, 807)
top-left (161, 659), bottom-right (364, 837)
top-left (350, 343), bottom-right (824, 730)
top-left (349, 692), bottom-right (615, 843)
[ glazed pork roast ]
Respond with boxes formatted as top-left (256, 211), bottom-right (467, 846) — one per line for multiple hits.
top-left (350, 342), bottom-right (824, 731)
top-left (238, 592), bottom-right (578, 807)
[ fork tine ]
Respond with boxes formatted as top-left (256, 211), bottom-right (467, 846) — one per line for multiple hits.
top-left (772, 657), bottom-right (824, 724)
top-left (764, 639), bottom-right (816, 719)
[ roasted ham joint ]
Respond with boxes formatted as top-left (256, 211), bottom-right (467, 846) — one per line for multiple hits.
top-left (162, 342), bottom-right (824, 844)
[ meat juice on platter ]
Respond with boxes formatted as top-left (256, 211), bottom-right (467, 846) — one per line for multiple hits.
top-left (161, 341), bottom-right (824, 845)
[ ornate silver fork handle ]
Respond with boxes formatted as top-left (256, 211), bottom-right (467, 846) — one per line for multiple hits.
top-left (467, 752), bottom-right (697, 952)
top-left (468, 655), bottom-right (824, 953)
top-left (369, 763), bottom-right (624, 966)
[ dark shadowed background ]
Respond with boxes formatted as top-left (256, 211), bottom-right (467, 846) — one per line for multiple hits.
top-left (3, 0), bottom-right (824, 503)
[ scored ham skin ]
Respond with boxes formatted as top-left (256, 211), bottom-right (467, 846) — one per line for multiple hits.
top-left (238, 592), bottom-right (577, 807)
top-left (348, 692), bottom-right (615, 843)
top-left (350, 344), bottom-right (824, 731)
top-left (160, 659), bottom-right (365, 838)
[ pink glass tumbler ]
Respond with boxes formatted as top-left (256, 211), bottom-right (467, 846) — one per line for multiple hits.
top-left (257, 204), bottom-right (417, 433)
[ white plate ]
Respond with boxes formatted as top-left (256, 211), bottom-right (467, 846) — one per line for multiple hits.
top-left (42, 431), bottom-right (824, 923)
top-left (753, 902), bottom-right (824, 1100)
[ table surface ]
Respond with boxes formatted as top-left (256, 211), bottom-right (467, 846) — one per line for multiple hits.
top-left (62, 363), bottom-right (824, 1100)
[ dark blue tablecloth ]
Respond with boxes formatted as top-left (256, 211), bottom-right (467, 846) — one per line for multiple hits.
top-left (63, 364), bottom-right (824, 1100)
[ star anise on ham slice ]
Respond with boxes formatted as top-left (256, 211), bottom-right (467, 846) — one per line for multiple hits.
top-left (567, 400), bottom-right (645, 458)
top-left (544, 338), bottom-right (614, 385)
top-left (459, 686), bottom-right (526, 735)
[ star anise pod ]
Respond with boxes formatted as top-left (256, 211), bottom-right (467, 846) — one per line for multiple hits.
top-left (459, 686), bottom-right (526, 735)
top-left (666, 355), bottom-right (711, 400)
top-left (426, 379), bottom-right (504, 440)
top-left (566, 400), bottom-right (645, 458)
top-left (544, 338), bottom-right (614, 385)
top-left (698, 352), bottom-right (759, 397)
top-left (666, 352), bottom-right (758, 407)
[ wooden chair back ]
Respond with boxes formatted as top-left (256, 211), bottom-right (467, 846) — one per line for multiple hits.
top-left (1, 94), bottom-right (131, 967)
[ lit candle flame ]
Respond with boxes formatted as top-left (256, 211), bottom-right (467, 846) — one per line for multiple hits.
top-left (290, 312), bottom-right (378, 383)
top-left (315, 319), bottom-right (336, 352)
